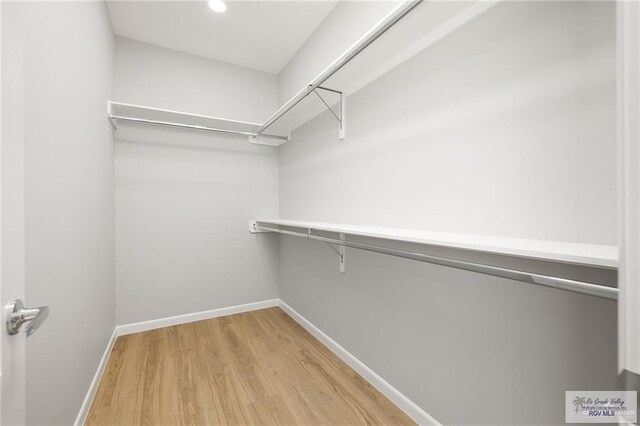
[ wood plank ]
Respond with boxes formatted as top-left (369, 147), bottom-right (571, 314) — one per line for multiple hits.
top-left (86, 307), bottom-right (415, 425)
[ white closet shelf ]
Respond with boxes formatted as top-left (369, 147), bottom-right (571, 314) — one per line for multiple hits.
top-left (108, 1), bottom-right (501, 145)
top-left (252, 219), bottom-right (618, 269)
top-left (108, 101), bottom-right (290, 146)
top-left (261, 0), bottom-right (501, 138)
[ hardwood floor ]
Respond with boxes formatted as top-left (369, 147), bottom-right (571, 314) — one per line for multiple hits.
top-left (86, 307), bottom-right (415, 425)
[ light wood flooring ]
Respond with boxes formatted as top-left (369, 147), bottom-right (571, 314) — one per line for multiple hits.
top-left (86, 307), bottom-right (415, 425)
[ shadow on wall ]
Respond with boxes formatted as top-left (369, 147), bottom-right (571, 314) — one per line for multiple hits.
top-left (278, 236), bottom-right (617, 425)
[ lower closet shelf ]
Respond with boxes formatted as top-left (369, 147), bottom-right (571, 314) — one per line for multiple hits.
top-left (251, 219), bottom-right (618, 301)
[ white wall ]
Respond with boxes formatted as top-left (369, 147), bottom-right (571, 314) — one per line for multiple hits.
top-left (277, 1), bottom-right (396, 104)
top-left (12, 2), bottom-right (116, 424)
top-left (618, 0), bottom-right (640, 389)
top-left (277, 2), bottom-right (617, 424)
top-left (280, 1), bottom-right (616, 244)
top-left (115, 37), bottom-right (278, 123)
top-left (114, 38), bottom-right (280, 325)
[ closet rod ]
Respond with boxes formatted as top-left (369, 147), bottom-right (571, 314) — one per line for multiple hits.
top-left (109, 115), bottom-right (290, 141)
top-left (254, 0), bottom-right (423, 138)
top-left (254, 224), bottom-right (619, 301)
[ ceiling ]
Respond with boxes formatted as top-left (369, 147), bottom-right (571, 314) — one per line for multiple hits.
top-left (106, 1), bottom-right (339, 74)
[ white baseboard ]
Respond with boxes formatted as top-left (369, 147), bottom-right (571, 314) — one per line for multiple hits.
top-left (115, 299), bottom-right (279, 336)
top-left (75, 298), bottom-right (438, 426)
top-left (278, 300), bottom-right (441, 426)
top-left (74, 327), bottom-right (118, 426)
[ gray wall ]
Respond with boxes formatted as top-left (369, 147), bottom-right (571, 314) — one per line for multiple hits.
top-left (114, 38), bottom-right (280, 325)
top-left (278, 2), bottom-right (617, 424)
top-left (18, 2), bottom-right (116, 424)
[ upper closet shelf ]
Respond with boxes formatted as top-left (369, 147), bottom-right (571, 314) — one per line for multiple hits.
top-left (252, 219), bottom-right (618, 269)
top-left (262, 0), bottom-right (500, 139)
top-left (108, 102), bottom-right (290, 146)
top-left (108, 0), bottom-right (501, 146)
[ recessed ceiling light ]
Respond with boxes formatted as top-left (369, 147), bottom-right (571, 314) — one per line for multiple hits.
top-left (208, 0), bottom-right (227, 13)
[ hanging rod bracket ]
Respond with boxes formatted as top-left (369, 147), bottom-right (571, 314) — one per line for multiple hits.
top-left (107, 102), bottom-right (118, 130)
top-left (315, 229), bottom-right (346, 273)
top-left (325, 241), bottom-right (341, 256)
top-left (324, 240), bottom-right (346, 273)
top-left (249, 221), bottom-right (270, 234)
top-left (252, 223), bottom-right (348, 272)
top-left (108, 115), bottom-right (118, 130)
top-left (313, 86), bottom-right (345, 140)
top-left (339, 233), bottom-right (346, 272)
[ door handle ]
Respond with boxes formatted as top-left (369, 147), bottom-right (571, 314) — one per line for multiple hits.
top-left (6, 299), bottom-right (49, 337)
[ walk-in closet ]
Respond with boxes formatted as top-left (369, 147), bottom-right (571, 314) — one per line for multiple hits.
top-left (1, 0), bottom-right (639, 425)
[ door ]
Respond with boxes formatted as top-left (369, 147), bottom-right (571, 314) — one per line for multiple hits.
top-left (1, 1), bottom-right (27, 422)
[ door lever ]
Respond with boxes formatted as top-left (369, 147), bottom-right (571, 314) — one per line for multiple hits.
top-left (6, 299), bottom-right (49, 337)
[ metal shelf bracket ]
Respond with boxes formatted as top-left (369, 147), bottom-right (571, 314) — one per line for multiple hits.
top-left (252, 222), bottom-right (348, 272)
top-left (318, 230), bottom-right (346, 272)
top-left (108, 116), bottom-right (118, 130)
top-left (314, 86), bottom-right (345, 140)
top-left (249, 221), bottom-right (270, 234)
top-left (339, 233), bottom-right (346, 272)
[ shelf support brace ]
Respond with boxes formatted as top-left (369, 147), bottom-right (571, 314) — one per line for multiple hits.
top-left (309, 228), bottom-right (346, 272)
top-left (249, 221), bottom-right (269, 234)
top-left (325, 242), bottom-right (341, 256)
top-left (107, 102), bottom-right (118, 130)
top-left (339, 233), bottom-right (346, 272)
top-left (313, 86), bottom-right (345, 140)
top-left (323, 239), bottom-right (346, 273)
top-left (108, 116), bottom-right (118, 130)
